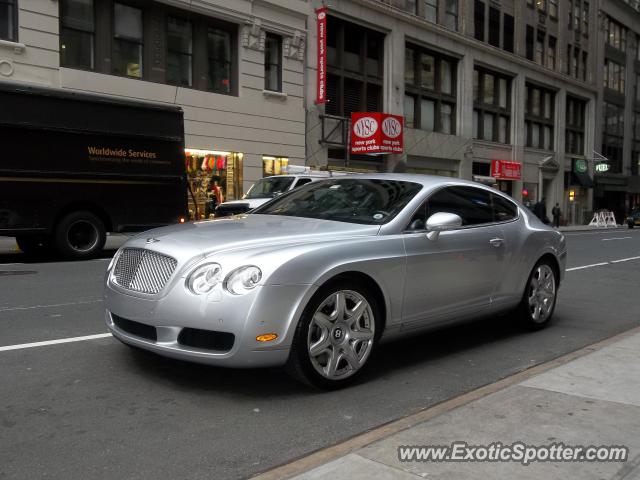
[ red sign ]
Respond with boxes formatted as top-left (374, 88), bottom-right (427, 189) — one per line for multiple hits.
top-left (350, 112), bottom-right (404, 154)
top-left (491, 159), bottom-right (521, 180)
top-left (315, 7), bottom-right (328, 104)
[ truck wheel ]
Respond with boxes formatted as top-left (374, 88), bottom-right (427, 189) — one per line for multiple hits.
top-left (54, 211), bottom-right (106, 259)
top-left (16, 235), bottom-right (51, 256)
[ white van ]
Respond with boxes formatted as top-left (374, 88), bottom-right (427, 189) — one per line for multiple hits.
top-left (213, 167), bottom-right (341, 218)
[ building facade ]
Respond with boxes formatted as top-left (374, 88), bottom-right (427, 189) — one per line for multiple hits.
top-left (3, 1), bottom-right (640, 225)
top-left (595, 0), bottom-right (640, 223)
top-left (0, 0), bottom-right (307, 217)
top-left (305, 0), bottom-right (600, 224)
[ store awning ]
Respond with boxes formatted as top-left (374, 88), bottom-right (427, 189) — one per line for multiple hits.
top-left (572, 171), bottom-right (594, 188)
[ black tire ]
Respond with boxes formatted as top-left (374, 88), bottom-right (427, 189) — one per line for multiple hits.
top-left (286, 279), bottom-right (382, 390)
top-left (518, 259), bottom-right (558, 331)
top-left (53, 211), bottom-right (106, 260)
top-left (629, 223), bottom-right (635, 229)
top-left (15, 235), bottom-right (52, 256)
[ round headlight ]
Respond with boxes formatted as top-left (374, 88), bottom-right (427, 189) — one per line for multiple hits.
top-left (224, 266), bottom-right (262, 295)
top-left (187, 263), bottom-right (222, 295)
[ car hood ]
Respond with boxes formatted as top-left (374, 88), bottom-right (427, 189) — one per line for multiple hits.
top-left (124, 214), bottom-right (380, 261)
top-left (222, 198), bottom-right (270, 209)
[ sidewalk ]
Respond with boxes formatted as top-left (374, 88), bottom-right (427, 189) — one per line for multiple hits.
top-left (257, 328), bottom-right (640, 480)
top-left (558, 225), bottom-right (628, 232)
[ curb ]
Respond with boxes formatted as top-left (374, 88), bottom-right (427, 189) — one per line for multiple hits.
top-left (250, 324), bottom-right (640, 480)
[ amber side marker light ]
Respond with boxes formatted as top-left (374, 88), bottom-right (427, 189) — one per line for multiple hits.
top-left (256, 333), bottom-right (278, 342)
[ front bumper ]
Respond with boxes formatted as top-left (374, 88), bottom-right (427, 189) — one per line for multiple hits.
top-left (104, 280), bottom-right (316, 368)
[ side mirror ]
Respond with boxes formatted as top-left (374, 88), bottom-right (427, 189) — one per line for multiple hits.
top-left (426, 212), bottom-right (462, 240)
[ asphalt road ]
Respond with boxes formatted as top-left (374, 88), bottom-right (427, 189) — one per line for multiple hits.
top-left (1, 228), bottom-right (639, 480)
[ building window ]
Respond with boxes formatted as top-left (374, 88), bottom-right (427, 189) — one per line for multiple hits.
top-left (488, 7), bottom-right (500, 48)
top-left (536, 0), bottom-right (546, 14)
top-left (566, 96), bottom-right (586, 155)
top-left (602, 102), bottom-right (624, 173)
top-left (444, 0), bottom-right (458, 30)
top-left (474, 1), bottom-right (484, 41)
top-left (166, 16), bottom-right (193, 87)
top-left (549, 0), bottom-right (558, 19)
top-left (569, 1), bottom-right (590, 39)
top-left (474, 3), bottom-right (514, 54)
top-left (604, 16), bottom-right (627, 52)
top-left (326, 17), bottom-right (383, 118)
top-left (567, 43), bottom-right (588, 81)
top-left (207, 27), bottom-right (233, 94)
top-left (503, 14), bottom-right (514, 53)
top-left (59, 2), bottom-right (238, 95)
top-left (525, 84), bottom-right (555, 150)
top-left (264, 33), bottom-right (282, 92)
top-left (60, 0), bottom-right (94, 70)
top-left (547, 36), bottom-right (556, 70)
top-left (633, 113), bottom-right (640, 175)
top-left (604, 59), bottom-right (626, 94)
top-left (473, 67), bottom-right (510, 144)
top-left (535, 30), bottom-right (544, 65)
top-left (526, 26), bottom-right (534, 61)
top-left (405, 44), bottom-right (457, 135)
top-left (0, 0), bottom-right (17, 42)
top-left (425, 0), bottom-right (438, 23)
top-left (112, 3), bottom-right (143, 78)
top-left (391, 0), bottom-right (417, 14)
top-left (582, 2), bottom-right (589, 37)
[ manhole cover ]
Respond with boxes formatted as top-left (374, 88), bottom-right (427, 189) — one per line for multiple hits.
top-left (0, 270), bottom-right (37, 276)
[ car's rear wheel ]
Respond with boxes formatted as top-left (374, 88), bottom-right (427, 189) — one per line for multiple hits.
top-left (629, 222), bottom-right (635, 229)
top-left (54, 211), bottom-right (106, 260)
top-left (287, 280), bottom-right (380, 389)
top-left (519, 260), bottom-right (558, 330)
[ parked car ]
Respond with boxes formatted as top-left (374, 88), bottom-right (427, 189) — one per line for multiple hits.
top-left (627, 210), bottom-right (640, 228)
top-left (104, 174), bottom-right (566, 389)
top-left (213, 168), bottom-right (346, 218)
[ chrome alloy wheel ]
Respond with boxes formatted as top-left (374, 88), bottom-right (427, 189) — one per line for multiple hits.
top-left (527, 264), bottom-right (556, 323)
top-left (307, 290), bottom-right (375, 381)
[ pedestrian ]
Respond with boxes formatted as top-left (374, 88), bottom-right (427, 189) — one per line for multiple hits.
top-left (552, 203), bottom-right (561, 228)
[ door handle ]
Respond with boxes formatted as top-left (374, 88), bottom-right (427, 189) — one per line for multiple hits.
top-left (490, 238), bottom-right (504, 248)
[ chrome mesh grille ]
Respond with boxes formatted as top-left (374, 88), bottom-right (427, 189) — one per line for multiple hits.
top-left (113, 248), bottom-right (177, 294)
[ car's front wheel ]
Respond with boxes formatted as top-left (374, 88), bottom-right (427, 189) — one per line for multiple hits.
top-left (287, 280), bottom-right (380, 389)
top-left (519, 260), bottom-right (558, 330)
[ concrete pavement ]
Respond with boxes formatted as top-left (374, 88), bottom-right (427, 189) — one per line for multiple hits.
top-left (260, 328), bottom-right (640, 480)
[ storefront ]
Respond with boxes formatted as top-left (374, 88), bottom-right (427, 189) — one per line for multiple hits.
top-left (564, 158), bottom-right (593, 225)
top-left (472, 160), bottom-right (520, 198)
top-left (184, 148), bottom-right (243, 219)
top-left (262, 156), bottom-right (289, 176)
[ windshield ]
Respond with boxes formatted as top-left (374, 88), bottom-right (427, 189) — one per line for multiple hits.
top-left (244, 177), bottom-right (295, 199)
top-left (252, 178), bottom-right (422, 225)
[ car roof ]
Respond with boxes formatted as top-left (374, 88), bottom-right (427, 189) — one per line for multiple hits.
top-left (311, 173), bottom-right (493, 189)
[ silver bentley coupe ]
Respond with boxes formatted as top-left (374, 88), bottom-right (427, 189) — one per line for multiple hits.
top-left (104, 174), bottom-right (566, 389)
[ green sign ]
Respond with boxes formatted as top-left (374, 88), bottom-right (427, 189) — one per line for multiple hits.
top-left (595, 163), bottom-right (610, 173)
top-left (574, 159), bottom-right (588, 174)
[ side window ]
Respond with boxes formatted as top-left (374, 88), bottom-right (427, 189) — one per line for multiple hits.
top-left (426, 186), bottom-right (493, 226)
top-left (492, 193), bottom-right (518, 222)
top-left (294, 178), bottom-right (313, 188)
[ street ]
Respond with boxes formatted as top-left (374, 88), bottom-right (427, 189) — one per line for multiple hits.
top-left (1, 229), bottom-right (639, 480)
